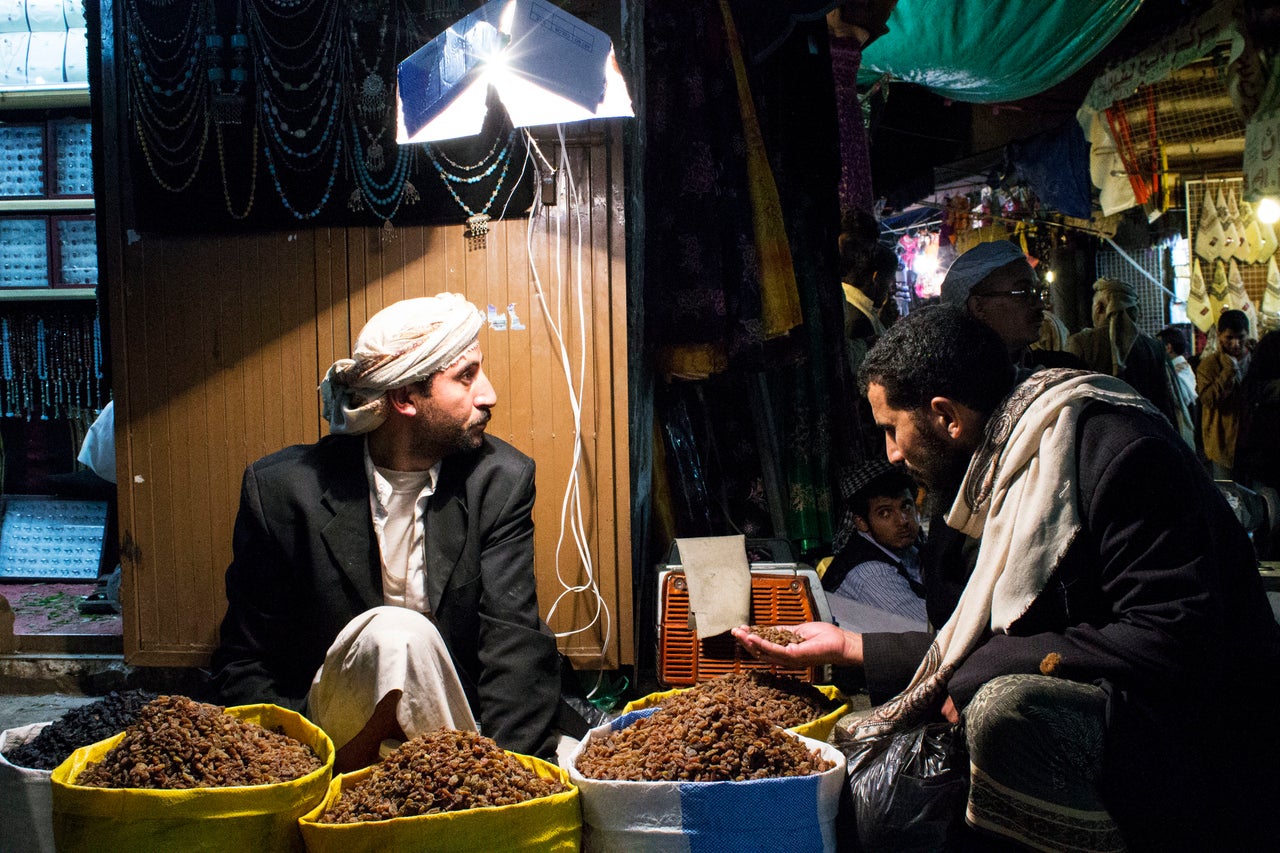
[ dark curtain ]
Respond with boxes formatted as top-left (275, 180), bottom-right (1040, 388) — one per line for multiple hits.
top-left (643, 2), bottom-right (768, 371)
top-left (644, 3), bottom-right (859, 563)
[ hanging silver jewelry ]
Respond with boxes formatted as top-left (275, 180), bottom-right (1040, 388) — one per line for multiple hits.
top-left (364, 136), bottom-right (384, 172)
top-left (426, 127), bottom-right (517, 249)
top-left (358, 72), bottom-right (388, 123)
top-left (465, 214), bottom-right (490, 250)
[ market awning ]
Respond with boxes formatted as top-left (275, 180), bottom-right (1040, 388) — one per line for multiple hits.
top-left (860, 0), bottom-right (1145, 103)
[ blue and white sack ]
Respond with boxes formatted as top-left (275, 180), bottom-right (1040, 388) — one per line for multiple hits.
top-left (567, 708), bottom-right (845, 853)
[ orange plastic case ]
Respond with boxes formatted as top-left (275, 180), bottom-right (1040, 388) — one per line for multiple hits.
top-left (657, 570), bottom-right (827, 686)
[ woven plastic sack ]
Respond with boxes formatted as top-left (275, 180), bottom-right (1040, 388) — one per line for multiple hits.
top-left (298, 751), bottom-right (579, 853)
top-left (50, 704), bottom-right (333, 853)
top-left (568, 708), bottom-right (845, 852)
top-left (621, 684), bottom-right (850, 744)
top-left (1, 722), bottom-right (55, 853)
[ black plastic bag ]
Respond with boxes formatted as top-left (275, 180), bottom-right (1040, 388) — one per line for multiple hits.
top-left (839, 721), bottom-right (970, 852)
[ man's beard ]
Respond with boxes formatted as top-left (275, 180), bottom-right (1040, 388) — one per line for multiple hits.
top-left (908, 415), bottom-right (974, 517)
top-left (412, 410), bottom-right (490, 460)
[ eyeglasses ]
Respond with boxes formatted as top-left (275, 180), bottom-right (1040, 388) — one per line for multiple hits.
top-left (972, 287), bottom-right (1045, 302)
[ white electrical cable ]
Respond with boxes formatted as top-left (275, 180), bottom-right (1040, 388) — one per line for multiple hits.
top-left (522, 126), bottom-right (613, 681)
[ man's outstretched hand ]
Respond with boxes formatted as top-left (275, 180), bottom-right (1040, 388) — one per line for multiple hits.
top-left (730, 622), bottom-right (863, 668)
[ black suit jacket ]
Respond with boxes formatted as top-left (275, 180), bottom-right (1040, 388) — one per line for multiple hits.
top-left (209, 433), bottom-right (563, 757)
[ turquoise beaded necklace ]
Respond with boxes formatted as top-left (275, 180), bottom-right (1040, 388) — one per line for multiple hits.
top-left (425, 129), bottom-right (517, 219)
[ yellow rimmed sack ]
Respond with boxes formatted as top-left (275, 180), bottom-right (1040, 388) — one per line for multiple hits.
top-left (50, 704), bottom-right (333, 853)
top-left (297, 751), bottom-right (579, 853)
top-left (622, 683), bottom-right (850, 742)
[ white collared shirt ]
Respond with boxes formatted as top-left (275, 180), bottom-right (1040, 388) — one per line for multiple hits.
top-left (364, 441), bottom-right (440, 615)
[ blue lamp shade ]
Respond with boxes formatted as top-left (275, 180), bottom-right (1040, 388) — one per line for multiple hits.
top-left (396, 0), bottom-right (633, 144)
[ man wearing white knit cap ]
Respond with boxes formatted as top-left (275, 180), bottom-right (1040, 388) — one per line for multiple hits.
top-left (211, 293), bottom-right (575, 771)
top-left (940, 240), bottom-right (1082, 373)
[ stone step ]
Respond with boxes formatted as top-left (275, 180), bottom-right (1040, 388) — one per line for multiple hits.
top-left (0, 652), bottom-right (207, 699)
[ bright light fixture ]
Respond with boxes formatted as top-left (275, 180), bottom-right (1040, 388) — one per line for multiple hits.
top-left (396, 0), bottom-right (633, 143)
top-left (912, 253), bottom-right (938, 278)
top-left (1257, 197), bottom-right (1280, 225)
top-left (1045, 270), bottom-right (1056, 284)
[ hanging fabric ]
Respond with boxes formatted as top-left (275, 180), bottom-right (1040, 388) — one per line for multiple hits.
top-left (1227, 188), bottom-right (1252, 263)
top-left (1216, 187), bottom-right (1241, 262)
top-left (1103, 87), bottom-right (1158, 207)
top-left (1262, 256), bottom-right (1280, 323)
top-left (1239, 200), bottom-right (1263, 264)
top-left (717, 0), bottom-right (802, 340)
top-left (1195, 188), bottom-right (1226, 262)
top-left (1187, 258), bottom-right (1214, 333)
top-left (829, 32), bottom-right (875, 217)
top-left (1209, 259), bottom-right (1230, 324)
top-left (1226, 258), bottom-right (1260, 335)
top-left (859, 0), bottom-right (1143, 103)
top-left (1257, 211), bottom-right (1279, 264)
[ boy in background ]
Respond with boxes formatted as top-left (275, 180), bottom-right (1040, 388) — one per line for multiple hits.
top-left (821, 459), bottom-right (927, 632)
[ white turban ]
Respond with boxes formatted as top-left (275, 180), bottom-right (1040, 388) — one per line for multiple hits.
top-left (1091, 277), bottom-right (1140, 376)
top-left (320, 293), bottom-right (486, 434)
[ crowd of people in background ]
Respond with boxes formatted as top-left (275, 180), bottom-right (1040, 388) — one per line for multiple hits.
top-left (833, 228), bottom-right (1280, 574)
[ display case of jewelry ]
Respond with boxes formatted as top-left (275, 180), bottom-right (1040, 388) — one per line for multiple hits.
top-left (0, 496), bottom-right (109, 581)
top-left (53, 216), bottom-right (97, 286)
top-left (0, 123), bottom-right (47, 199)
top-left (53, 119), bottom-right (92, 196)
top-left (0, 217), bottom-right (51, 288)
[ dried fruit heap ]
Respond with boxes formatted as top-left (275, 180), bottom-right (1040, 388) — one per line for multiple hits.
top-left (74, 695), bottom-right (320, 789)
top-left (576, 690), bottom-right (836, 782)
top-left (320, 729), bottom-right (567, 824)
top-left (748, 625), bottom-right (803, 646)
top-left (674, 671), bottom-right (838, 729)
top-left (3, 690), bottom-right (156, 771)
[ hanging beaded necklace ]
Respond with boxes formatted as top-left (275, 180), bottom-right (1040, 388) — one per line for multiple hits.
top-left (247, 0), bottom-right (347, 220)
top-left (426, 128), bottom-right (518, 249)
top-left (344, 0), bottom-right (433, 234)
top-left (1, 317), bottom-right (13, 417)
top-left (217, 122), bottom-right (258, 219)
top-left (125, 0), bottom-right (208, 192)
top-left (0, 310), bottom-right (104, 421)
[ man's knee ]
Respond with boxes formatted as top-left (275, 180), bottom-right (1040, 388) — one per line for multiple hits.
top-left (355, 605), bottom-right (442, 644)
top-left (964, 674), bottom-right (1108, 787)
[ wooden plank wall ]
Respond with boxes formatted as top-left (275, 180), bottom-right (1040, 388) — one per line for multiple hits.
top-left (112, 125), bottom-right (631, 670)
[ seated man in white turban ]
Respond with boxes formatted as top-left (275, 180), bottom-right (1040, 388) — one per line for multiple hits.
top-left (210, 294), bottom-right (576, 771)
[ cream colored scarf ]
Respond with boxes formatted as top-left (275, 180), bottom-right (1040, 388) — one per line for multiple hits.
top-left (852, 369), bottom-right (1157, 739)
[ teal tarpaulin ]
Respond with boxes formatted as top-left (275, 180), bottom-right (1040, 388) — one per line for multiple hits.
top-left (860, 0), bottom-right (1145, 103)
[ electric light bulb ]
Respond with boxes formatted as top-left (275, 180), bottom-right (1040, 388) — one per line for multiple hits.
top-left (1257, 197), bottom-right (1280, 225)
top-left (1045, 270), bottom-right (1056, 284)
top-left (913, 253), bottom-right (939, 278)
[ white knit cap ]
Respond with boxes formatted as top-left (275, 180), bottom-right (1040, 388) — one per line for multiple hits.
top-left (320, 294), bottom-right (486, 434)
top-left (940, 240), bottom-right (1029, 305)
